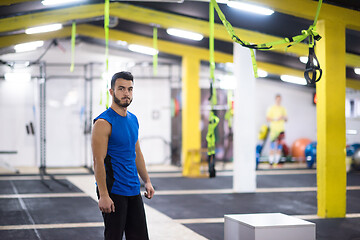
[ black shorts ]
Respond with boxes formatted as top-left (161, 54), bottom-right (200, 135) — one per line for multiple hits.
top-left (97, 189), bottom-right (149, 240)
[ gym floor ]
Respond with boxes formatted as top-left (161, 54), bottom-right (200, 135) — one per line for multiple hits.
top-left (1, 163), bottom-right (360, 240)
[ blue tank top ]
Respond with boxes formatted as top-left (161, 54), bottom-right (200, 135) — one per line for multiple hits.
top-left (94, 108), bottom-right (140, 196)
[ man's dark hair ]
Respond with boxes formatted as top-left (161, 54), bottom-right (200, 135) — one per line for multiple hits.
top-left (275, 94), bottom-right (281, 98)
top-left (111, 71), bottom-right (133, 89)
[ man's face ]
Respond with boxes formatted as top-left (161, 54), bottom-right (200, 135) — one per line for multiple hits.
top-left (110, 78), bottom-right (133, 108)
top-left (275, 96), bottom-right (281, 105)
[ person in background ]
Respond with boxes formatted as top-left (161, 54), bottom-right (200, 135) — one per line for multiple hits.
top-left (92, 71), bottom-right (155, 240)
top-left (266, 94), bottom-right (288, 167)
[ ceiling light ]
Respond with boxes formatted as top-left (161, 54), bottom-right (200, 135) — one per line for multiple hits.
top-left (166, 28), bottom-right (204, 41)
top-left (280, 75), bottom-right (307, 85)
top-left (299, 56), bottom-right (318, 65)
top-left (299, 56), bottom-right (308, 64)
top-left (122, 0), bottom-right (183, 2)
top-left (41, 0), bottom-right (85, 6)
top-left (257, 69), bottom-right (268, 78)
top-left (128, 44), bottom-right (159, 56)
top-left (14, 41), bottom-right (44, 52)
top-left (25, 23), bottom-right (62, 34)
top-left (227, 1), bottom-right (274, 15)
top-left (116, 40), bottom-right (128, 46)
top-left (355, 68), bottom-right (360, 75)
top-left (216, 0), bottom-right (229, 3)
top-left (346, 129), bottom-right (358, 135)
top-left (4, 72), bottom-right (31, 82)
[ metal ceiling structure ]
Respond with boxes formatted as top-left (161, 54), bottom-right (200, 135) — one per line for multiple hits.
top-left (0, 0), bottom-right (359, 82)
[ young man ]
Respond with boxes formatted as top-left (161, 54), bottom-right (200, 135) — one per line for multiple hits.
top-left (92, 71), bottom-right (155, 240)
top-left (266, 94), bottom-right (288, 166)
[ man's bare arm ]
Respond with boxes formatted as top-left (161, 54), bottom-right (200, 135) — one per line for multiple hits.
top-left (92, 119), bottom-right (115, 213)
top-left (135, 140), bottom-right (155, 199)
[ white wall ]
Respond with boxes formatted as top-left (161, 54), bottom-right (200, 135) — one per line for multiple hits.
top-left (0, 40), bottom-right (175, 167)
top-left (345, 89), bottom-right (360, 144)
top-left (0, 80), bottom-right (36, 167)
top-left (46, 78), bottom-right (85, 167)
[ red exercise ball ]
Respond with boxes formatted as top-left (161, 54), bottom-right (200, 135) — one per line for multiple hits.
top-left (291, 138), bottom-right (312, 160)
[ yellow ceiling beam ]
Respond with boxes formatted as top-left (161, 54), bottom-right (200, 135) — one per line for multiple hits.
top-left (0, 0), bottom-right (37, 6)
top-left (109, 3), bottom-right (360, 68)
top-left (0, 3), bottom-right (105, 33)
top-left (246, 0), bottom-right (360, 31)
top-left (110, 3), bottom-right (308, 57)
top-left (76, 24), bottom-right (233, 63)
top-left (0, 23), bottom-right (357, 85)
top-left (346, 53), bottom-right (360, 68)
top-left (0, 26), bottom-right (72, 49)
top-left (346, 79), bottom-right (360, 90)
top-left (111, 2), bottom-right (359, 68)
top-left (0, 2), bottom-right (358, 67)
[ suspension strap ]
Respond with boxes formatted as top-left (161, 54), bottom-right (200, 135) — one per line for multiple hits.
top-left (206, 111), bottom-right (220, 155)
top-left (304, 34), bottom-right (322, 84)
top-left (104, 0), bottom-right (110, 72)
top-left (153, 26), bottom-right (158, 76)
top-left (207, 1), bottom-right (220, 156)
top-left (70, 21), bottom-right (76, 72)
top-left (209, 0), bottom-right (217, 107)
top-left (210, 0), bottom-right (323, 83)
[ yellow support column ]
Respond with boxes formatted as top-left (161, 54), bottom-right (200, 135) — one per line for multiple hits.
top-left (182, 55), bottom-right (201, 177)
top-left (316, 19), bottom-right (346, 218)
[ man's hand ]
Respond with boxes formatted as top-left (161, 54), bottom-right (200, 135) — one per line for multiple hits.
top-left (98, 195), bottom-right (115, 213)
top-left (144, 182), bottom-right (155, 199)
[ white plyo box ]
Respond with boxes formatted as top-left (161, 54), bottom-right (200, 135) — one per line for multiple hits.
top-left (224, 213), bottom-right (315, 240)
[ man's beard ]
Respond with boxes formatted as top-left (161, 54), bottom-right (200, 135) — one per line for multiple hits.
top-left (114, 94), bottom-right (132, 108)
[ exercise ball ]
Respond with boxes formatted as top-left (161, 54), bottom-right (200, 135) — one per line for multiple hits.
top-left (305, 142), bottom-right (317, 168)
top-left (351, 143), bottom-right (360, 151)
top-left (352, 148), bottom-right (360, 171)
top-left (291, 138), bottom-right (312, 161)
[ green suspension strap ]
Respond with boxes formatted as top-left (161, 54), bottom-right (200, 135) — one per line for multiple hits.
top-left (209, 0), bottom-right (217, 107)
top-left (206, 110), bottom-right (219, 177)
top-left (106, 87), bottom-right (109, 109)
top-left (207, 1), bottom-right (220, 178)
top-left (70, 21), bottom-right (76, 72)
top-left (104, 0), bottom-right (109, 71)
top-left (210, 0), bottom-right (323, 84)
top-left (153, 26), bottom-right (158, 76)
top-left (104, 0), bottom-right (110, 109)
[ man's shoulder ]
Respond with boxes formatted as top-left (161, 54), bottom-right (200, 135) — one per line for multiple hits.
top-left (94, 108), bottom-right (115, 124)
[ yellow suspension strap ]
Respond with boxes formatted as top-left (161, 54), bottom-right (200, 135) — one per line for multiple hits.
top-left (104, 0), bottom-right (110, 109)
top-left (153, 26), bottom-right (158, 76)
top-left (70, 21), bottom-right (76, 72)
top-left (207, 0), bottom-right (220, 178)
top-left (210, 0), bottom-right (323, 84)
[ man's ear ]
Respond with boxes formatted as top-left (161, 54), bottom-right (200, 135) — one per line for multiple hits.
top-left (109, 88), bottom-right (113, 96)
